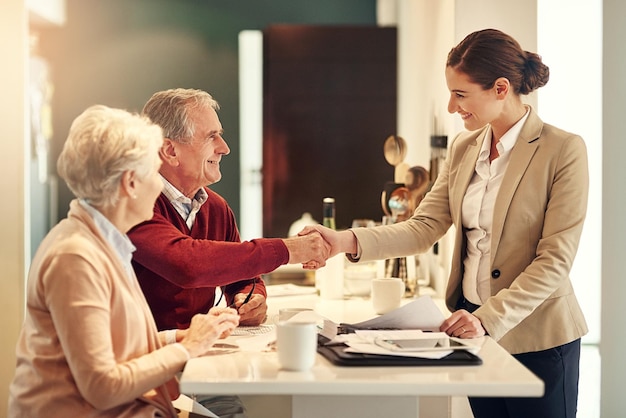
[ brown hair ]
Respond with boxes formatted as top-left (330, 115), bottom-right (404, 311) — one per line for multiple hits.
top-left (446, 29), bottom-right (549, 95)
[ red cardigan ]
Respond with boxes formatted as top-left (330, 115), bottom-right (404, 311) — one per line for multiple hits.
top-left (128, 189), bottom-right (288, 330)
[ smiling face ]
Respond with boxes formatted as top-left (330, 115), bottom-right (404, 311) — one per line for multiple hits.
top-left (161, 105), bottom-right (230, 197)
top-left (445, 66), bottom-right (503, 132)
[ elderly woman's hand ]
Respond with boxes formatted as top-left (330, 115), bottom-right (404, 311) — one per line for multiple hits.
top-left (180, 308), bottom-right (240, 358)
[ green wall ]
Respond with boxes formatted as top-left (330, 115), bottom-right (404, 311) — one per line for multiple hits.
top-left (39, 0), bottom-right (377, 230)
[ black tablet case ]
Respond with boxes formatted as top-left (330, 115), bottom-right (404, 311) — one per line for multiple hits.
top-left (317, 335), bottom-right (483, 367)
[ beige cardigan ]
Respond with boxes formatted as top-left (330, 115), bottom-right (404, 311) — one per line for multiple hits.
top-left (352, 108), bottom-right (589, 354)
top-left (9, 200), bottom-right (188, 417)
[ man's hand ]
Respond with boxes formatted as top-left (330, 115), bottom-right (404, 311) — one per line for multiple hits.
top-left (298, 226), bottom-right (358, 269)
top-left (231, 293), bottom-right (268, 326)
top-left (283, 231), bottom-right (331, 267)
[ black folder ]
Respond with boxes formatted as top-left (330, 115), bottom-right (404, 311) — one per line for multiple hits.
top-left (317, 334), bottom-right (483, 367)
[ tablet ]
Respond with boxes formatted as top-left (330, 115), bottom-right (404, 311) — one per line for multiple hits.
top-left (374, 336), bottom-right (475, 352)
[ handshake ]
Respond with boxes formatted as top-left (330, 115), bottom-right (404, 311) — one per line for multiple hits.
top-left (282, 225), bottom-right (358, 270)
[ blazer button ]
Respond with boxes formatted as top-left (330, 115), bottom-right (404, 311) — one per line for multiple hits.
top-left (491, 269), bottom-right (501, 279)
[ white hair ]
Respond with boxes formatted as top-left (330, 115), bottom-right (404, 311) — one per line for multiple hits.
top-left (57, 105), bottom-right (163, 208)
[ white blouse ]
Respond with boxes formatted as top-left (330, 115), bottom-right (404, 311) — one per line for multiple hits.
top-left (461, 109), bottom-right (529, 305)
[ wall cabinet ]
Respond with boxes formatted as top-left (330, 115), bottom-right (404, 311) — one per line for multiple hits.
top-left (262, 25), bottom-right (397, 236)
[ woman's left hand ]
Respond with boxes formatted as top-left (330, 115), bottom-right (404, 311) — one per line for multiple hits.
top-left (439, 309), bottom-right (486, 339)
top-left (182, 309), bottom-right (240, 357)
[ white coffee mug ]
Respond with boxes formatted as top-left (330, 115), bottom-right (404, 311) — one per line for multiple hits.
top-left (276, 321), bottom-right (318, 371)
top-left (271, 308), bottom-right (315, 324)
top-left (371, 277), bottom-right (404, 314)
top-left (278, 308), bottom-right (313, 322)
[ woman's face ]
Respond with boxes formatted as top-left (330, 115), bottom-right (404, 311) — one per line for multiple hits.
top-left (445, 66), bottom-right (502, 131)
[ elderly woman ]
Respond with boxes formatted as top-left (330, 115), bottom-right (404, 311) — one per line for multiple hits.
top-left (8, 105), bottom-right (240, 418)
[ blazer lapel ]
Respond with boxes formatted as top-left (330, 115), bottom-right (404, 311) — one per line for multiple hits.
top-left (450, 128), bottom-right (485, 227)
top-left (491, 108), bottom-right (543, 255)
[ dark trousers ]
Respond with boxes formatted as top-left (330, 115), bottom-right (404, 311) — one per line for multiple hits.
top-left (457, 296), bottom-right (581, 418)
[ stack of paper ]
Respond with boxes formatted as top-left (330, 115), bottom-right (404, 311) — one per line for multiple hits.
top-left (340, 330), bottom-right (456, 359)
top-left (346, 295), bottom-right (446, 331)
top-left (319, 296), bottom-right (479, 359)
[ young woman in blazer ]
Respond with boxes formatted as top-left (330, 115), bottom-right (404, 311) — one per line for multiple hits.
top-left (301, 28), bottom-right (588, 418)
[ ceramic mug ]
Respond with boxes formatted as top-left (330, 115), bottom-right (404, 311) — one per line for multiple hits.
top-left (276, 321), bottom-right (318, 371)
top-left (371, 277), bottom-right (404, 314)
top-left (276, 308), bottom-right (314, 323)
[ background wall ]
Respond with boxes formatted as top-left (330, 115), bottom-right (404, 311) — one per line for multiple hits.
top-left (601, 1), bottom-right (626, 415)
top-left (0, 0), bottom-right (27, 415)
top-left (536, 0), bottom-right (603, 344)
top-left (37, 0), bottom-right (378, 232)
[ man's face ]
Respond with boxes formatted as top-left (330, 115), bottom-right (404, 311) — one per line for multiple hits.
top-left (170, 105), bottom-right (230, 196)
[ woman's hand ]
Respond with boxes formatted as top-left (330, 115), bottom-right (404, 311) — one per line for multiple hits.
top-left (298, 226), bottom-right (358, 269)
top-left (283, 231), bottom-right (331, 268)
top-left (439, 309), bottom-right (486, 339)
top-left (180, 308), bottom-right (239, 358)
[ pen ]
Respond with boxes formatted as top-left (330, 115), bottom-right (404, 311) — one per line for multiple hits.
top-left (228, 280), bottom-right (256, 312)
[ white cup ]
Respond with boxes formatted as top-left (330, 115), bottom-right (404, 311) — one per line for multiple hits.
top-left (278, 308), bottom-right (313, 322)
top-left (276, 321), bottom-right (318, 371)
top-left (371, 277), bottom-right (405, 314)
top-left (316, 254), bottom-right (345, 300)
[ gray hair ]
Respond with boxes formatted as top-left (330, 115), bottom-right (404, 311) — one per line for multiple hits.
top-left (141, 88), bottom-right (220, 144)
top-left (57, 105), bottom-right (163, 208)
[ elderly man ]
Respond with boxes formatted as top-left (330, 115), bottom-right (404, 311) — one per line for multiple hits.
top-left (128, 88), bottom-right (328, 418)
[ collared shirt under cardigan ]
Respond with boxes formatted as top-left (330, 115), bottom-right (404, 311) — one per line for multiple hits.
top-left (81, 199), bottom-right (190, 356)
top-left (8, 200), bottom-right (187, 418)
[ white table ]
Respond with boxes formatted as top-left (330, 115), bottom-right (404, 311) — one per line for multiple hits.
top-left (180, 294), bottom-right (543, 418)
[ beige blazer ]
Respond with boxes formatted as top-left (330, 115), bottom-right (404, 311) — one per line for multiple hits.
top-left (353, 107), bottom-right (589, 354)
